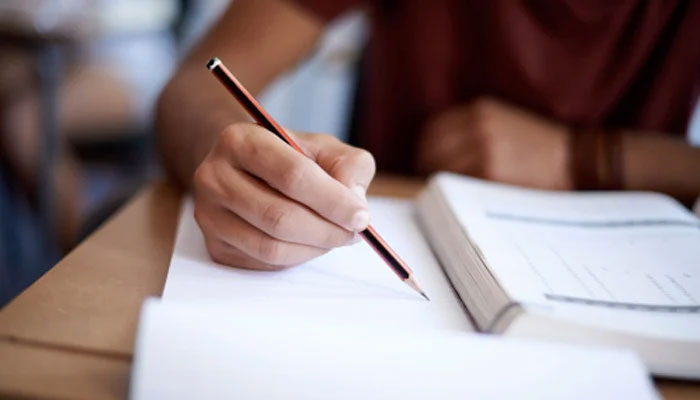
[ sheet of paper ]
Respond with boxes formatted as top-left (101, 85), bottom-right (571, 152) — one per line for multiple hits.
top-left (163, 196), bottom-right (472, 331)
top-left (131, 299), bottom-right (658, 400)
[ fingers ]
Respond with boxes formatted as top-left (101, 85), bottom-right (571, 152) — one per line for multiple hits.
top-left (194, 122), bottom-right (375, 271)
top-left (194, 159), bottom-right (355, 249)
top-left (223, 124), bottom-right (370, 232)
top-left (202, 235), bottom-right (285, 271)
top-left (195, 199), bottom-right (329, 268)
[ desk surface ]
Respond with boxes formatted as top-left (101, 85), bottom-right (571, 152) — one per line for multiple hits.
top-left (0, 176), bottom-right (697, 399)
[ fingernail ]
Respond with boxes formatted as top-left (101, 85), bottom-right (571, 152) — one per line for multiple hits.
top-left (352, 184), bottom-right (367, 203)
top-left (351, 210), bottom-right (369, 231)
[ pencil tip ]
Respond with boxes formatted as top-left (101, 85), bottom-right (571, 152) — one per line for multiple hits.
top-left (404, 276), bottom-right (430, 301)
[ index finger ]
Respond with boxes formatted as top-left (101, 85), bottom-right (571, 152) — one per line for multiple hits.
top-left (225, 126), bottom-right (370, 232)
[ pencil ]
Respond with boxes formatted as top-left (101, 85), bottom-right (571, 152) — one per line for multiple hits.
top-left (206, 57), bottom-right (429, 301)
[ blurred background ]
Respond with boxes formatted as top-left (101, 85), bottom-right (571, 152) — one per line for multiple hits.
top-left (0, 1), bottom-right (699, 306)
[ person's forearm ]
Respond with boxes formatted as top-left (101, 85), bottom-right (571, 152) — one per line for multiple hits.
top-left (622, 132), bottom-right (700, 205)
top-left (155, 0), bottom-right (324, 187)
top-left (156, 65), bottom-right (248, 187)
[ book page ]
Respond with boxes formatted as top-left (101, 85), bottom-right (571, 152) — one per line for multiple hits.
top-left (131, 299), bottom-right (658, 400)
top-left (436, 174), bottom-right (700, 313)
top-left (499, 226), bottom-right (700, 310)
top-left (162, 197), bottom-right (472, 332)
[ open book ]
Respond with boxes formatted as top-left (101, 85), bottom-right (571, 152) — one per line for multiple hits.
top-left (418, 173), bottom-right (700, 379)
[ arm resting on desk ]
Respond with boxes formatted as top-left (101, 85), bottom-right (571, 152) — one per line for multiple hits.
top-left (417, 98), bottom-right (700, 205)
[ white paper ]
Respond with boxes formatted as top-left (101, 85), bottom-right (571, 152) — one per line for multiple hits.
top-left (163, 197), bottom-right (472, 331)
top-left (139, 192), bottom-right (657, 399)
top-left (131, 299), bottom-right (658, 400)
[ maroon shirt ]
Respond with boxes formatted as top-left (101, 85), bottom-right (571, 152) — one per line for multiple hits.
top-left (293, 0), bottom-right (700, 173)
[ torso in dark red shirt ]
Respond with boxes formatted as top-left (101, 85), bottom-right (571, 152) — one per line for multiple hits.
top-left (294, 0), bottom-right (700, 173)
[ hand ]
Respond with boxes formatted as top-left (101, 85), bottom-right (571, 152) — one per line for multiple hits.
top-left (193, 123), bottom-right (375, 270)
top-left (417, 98), bottom-right (573, 190)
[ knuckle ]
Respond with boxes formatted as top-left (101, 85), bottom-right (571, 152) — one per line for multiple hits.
top-left (260, 203), bottom-right (291, 238)
top-left (354, 148), bottom-right (376, 175)
top-left (193, 202), bottom-right (208, 228)
top-left (279, 161), bottom-right (307, 192)
top-left (193, 168), bottom-right (205, 191)
top-left (193, 164), bottom-right (210, 189)
top-left (219, 123), bottom-right (248, 151)
top-left (193, 162), bottom-right (226, 199)
top-left (318, 133), bottom-right (341, 146)
top-left (207, 244), bottom-right (226, 265)
top-left (203, 237), bottom-right (227, 265)
top-left (307, 132), bottom-right (338, 146)
top-left (255, 236), bottom-right (284, 265)
top-left (328, 148), bottom-right (376, 184)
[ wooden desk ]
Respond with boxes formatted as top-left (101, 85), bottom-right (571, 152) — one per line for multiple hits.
top-left (0, 177), bottom-right (697, 399)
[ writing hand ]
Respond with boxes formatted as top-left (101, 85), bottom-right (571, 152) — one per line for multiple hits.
top-left (193, 123), bottom-right (375, 270)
